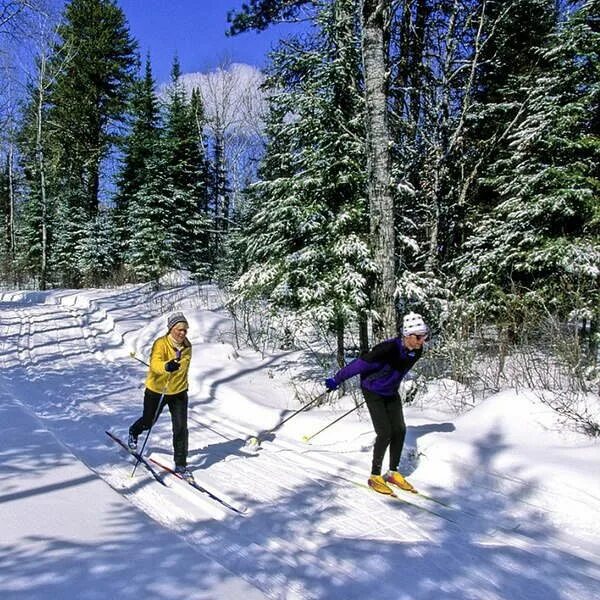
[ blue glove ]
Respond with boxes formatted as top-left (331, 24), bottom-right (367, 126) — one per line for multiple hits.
top-left (165, 359), bottom-right (181, 373)
top-left (325, 377), bottom-right (339, 391)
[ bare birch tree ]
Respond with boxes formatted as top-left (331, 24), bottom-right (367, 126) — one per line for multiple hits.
top-left (29, 20), bottom-right (64, 289)
top-left (0, 1), bottom-right (55, 284)
top-left (181, 62), bottom-right (266, 233)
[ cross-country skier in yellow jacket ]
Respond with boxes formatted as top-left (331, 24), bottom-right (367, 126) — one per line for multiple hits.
top-left (128, 312), bottom-right (193, 480)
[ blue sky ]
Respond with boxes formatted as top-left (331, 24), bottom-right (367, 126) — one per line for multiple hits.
top-left (116, 0), bottom-right (302, 83)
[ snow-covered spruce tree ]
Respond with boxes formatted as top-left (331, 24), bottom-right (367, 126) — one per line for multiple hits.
top-left (232, 0), bottom-right (373, 355)
top-left (469, 0), bottom-right (557, 132)
top-left (113, 54), bottom-right (161, 268)
top-left (388, 0), bottom-right (479, 324)
top-left (387, 0), bottom-right (558, 329)
top-left (124, 148), bottom-right (173, 282)
top-left (16, 176), bottom-right (53, 287)
top-left (456, 0), bottom-right (600, 325)
top-left (76, 207), bottom-right (117, 285)
top-left (47, 189), bottom-right (89, 287)
top-left (161, 57), bottom-right (211, 280)
top-left (458, 0), bottom-right (558, 252)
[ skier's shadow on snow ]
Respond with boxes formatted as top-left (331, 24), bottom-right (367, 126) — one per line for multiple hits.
top-left (408, 422), bottom-right (455, 439)
top-left (401, 422), bottom-right (455, 475)
top-left (186, 438), bottom-right (260, 469)
top-left (249, 431), bottom-right (276, 444)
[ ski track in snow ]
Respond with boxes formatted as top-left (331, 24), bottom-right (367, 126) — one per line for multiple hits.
top-left (1, 288), bottom-right (600, 600)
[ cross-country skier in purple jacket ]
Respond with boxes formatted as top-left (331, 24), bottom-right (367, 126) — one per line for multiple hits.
top-left (325, 313), bottom-right (428, 495)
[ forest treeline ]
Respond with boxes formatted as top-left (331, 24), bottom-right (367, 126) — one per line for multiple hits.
top-left (0, 0), bottom-right (598, 360)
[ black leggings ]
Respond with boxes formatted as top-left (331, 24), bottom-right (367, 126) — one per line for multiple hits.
top-left (363, 389), bottom-right (406, 476)
top-left (130, 388), bottom-right (189, 467)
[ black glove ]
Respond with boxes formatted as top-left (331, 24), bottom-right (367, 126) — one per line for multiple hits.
top-left (165, 359), bottom-right (181, 373)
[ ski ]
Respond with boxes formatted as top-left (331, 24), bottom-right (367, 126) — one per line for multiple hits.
top-left (333, 472), bottom-right (457, 523)
top-left (386, 479), bottom-right (524, 534)
top-left (149, 457), bottom-right (248, 516)
top-left (385, 480), bottom-right (454, 509)
top-left (368, 485), bottom-right (457, 522)
top-left (105, 430), bottom-right (167, 486)
top-left (405, 482), bottom-right (459, 509)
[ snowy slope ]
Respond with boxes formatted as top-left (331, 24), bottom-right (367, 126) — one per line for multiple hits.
top-left (1, 282), bottom-right (599, 600)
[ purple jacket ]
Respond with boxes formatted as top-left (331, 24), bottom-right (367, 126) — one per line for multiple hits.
top-left (333, 338), bottom-right (422, 398)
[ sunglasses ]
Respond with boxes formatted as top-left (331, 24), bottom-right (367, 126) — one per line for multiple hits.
top-left (412, 334), bottom-right (428, 341)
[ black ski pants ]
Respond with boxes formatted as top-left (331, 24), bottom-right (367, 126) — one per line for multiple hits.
top-left (363, 388), bottom-right (406, 476)
top-left (130, 388), bottom-right (189, 467)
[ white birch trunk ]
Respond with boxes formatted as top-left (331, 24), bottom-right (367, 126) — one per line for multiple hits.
top-left (7, 143), bottom-right (16, 262)
top-left (36, 56), bottom-right (48, 290)
top-left (362, 0), bottom-right (396, 341)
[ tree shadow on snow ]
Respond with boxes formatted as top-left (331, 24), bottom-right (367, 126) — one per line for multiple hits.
top-left (2, 307), bottom-right (599, 600)
top-left (177, 467), bottom-right (600, 600)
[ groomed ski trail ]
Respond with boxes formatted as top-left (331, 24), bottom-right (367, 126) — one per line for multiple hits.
top-left (1, 291), bottom-right (599, 600)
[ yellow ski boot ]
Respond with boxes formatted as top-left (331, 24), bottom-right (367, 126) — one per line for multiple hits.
top-left (383, 470), bottom-right (416, 493)
top-left (368, 475), bottom-right (394, 495)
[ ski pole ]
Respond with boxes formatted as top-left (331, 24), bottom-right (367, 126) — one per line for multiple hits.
top-left (130, 351), bottom-right (149, 367)
top-left (301, 399), bottom-right (366, 443)
top-left (131, 350), bottom-right (180, 477)
top-left (129, 350), bottom-right (157, 477)
top-left (246, 390), bottom-right (330, 447)
top-left (131, 385), bottom-right (169, 478)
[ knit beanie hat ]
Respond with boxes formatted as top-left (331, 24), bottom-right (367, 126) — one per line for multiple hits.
top-left (402, 312), bottom-right (427, 336)
top-left (167, 312), bottom-right (188, 332)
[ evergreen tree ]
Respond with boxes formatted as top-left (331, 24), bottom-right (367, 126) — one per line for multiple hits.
top-left (113, 54), bottom-right (161, 263)
top-left (384, 0), bottom-right (559, 327)
top-left (18, 185), bottom-right (52, 286)
top-left (233, 0), bottom-right (372, 342)
top-left (48, 0), bottom-right (137, 210)
top-left (44, 0), bottom-right (137, 285)
top-left (125, 58), bottom-right (210, 282)
top-left (183, 62), bottom-right (267, 272)
top-left (77, 207), bottom-right (117, 285)
top-left (463, 0), bottom-right (558, 224)
top-left (230, 0), bottom-right (400, 344)
top-left (189, 86), bottom-right (214, 274)
top-left (161, 57), bottom-right (211, 279)
top-left (125, 150), bottom-right (173, 281)
top-left (457, 0), bottom-right (600, 321)
top-left (47, 191), bottom-right (88, 287)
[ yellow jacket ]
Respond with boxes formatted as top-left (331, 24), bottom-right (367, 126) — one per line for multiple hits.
top-left (145, 335), bottom-right (192, 395)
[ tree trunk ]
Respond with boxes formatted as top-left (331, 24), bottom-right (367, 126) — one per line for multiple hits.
top-left (36, 50), bottom-right (50, 290)
top-left (358, 313), bottom-right (370, 353)
top-left (409, 0), bottom-right (428, 126)
top-left (362, 0), bottom-right (396, 341)
top-left (336, 321), bottom-right (345, 369)
top-left (7, 144), bottom-right (16, 284)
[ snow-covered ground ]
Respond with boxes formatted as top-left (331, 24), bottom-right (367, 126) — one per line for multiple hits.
top-left (1, 281), bottom-right (599, 600)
